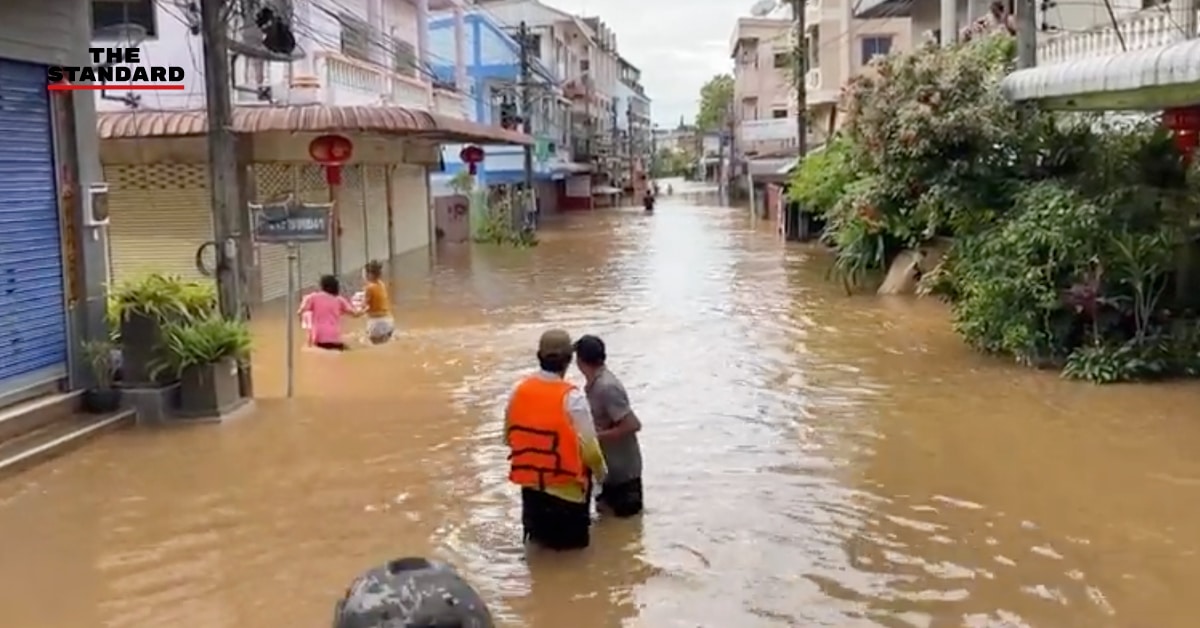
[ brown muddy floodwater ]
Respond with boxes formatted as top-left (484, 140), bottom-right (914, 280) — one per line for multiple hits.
top-left (3, 187), bottom-right (1200, 628)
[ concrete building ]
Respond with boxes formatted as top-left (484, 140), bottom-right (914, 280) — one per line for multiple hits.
top-left (91, 0), bottom-right (528, 304)
top-left (615, 56), bottom-right (652, 198)
top-left (0, 0), bottom-right (119, 456)
top-left (477, 0), bottom-right (630, 206)
top-left (730, 6), bottom-right (910, 160)
top-left (427, 8), bottom-right (579, 219)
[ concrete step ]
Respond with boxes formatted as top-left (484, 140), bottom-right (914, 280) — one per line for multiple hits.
top-left (0, 390), bottom-right (82, 443)
top-left (0, 409), bottom-right (135, 478)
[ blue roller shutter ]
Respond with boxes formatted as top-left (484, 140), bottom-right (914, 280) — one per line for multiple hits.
top-left (0, 58), bottom-right (68, 394)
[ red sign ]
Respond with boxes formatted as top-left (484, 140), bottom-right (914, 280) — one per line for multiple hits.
top-left (309, 134), bottom-right (353, 165)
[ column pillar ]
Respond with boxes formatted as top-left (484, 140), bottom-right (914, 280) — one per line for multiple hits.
top-left (453, 6), bottom-right (468, 90)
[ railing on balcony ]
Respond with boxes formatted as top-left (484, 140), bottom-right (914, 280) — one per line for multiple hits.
top-left (297, 51), bottom-right (470, 119)
top-left (1038, 9), bottom-right (1199, 66)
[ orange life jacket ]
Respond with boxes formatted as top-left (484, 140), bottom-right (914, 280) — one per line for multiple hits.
top-left (506, 376), bottom-right (585, 489)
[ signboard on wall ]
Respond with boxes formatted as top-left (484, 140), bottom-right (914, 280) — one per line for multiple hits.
top-left (250, 201), bottom-right (332, 243)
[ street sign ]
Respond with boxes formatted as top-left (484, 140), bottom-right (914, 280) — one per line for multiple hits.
top-left (534, 137), bottom-right (551, 164)
top-left (249, 200), bottom-right (333, 243)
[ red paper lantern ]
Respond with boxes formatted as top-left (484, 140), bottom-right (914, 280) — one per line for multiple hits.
top-left (1163, 107), bottom-right (1200, 161)
top-left (309, 134), bottom-right (354, 165)
top-left (459, 145), bottom-right (485, 175)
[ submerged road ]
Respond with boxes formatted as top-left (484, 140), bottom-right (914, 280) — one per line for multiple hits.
top-left (2, 186), bottom-right (1200, 627)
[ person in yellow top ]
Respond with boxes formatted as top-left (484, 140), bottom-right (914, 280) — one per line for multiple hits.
top-left (505, 329), bottom-right (608, 550)
top-left (360, 260), bottom-right (394, 344)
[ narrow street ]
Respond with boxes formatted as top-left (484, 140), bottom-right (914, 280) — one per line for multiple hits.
top-left (2, 191), bottom-right (1200, 627)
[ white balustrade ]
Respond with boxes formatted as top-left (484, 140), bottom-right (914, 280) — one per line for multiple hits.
top-left (1038, 9), bottom-right (1198, 65)
top-left (432, 89), bottom-right (470, 119)
top-left (317, 51), bottom-right (433, 110)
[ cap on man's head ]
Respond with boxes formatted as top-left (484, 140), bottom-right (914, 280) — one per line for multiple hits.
top-left (537, 329), bottom-right (574, 357)
top-left (333, 557), bottom-right (494, 628)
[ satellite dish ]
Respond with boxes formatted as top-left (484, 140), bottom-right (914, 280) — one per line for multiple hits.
top-left (749, 0), bottom-right (778, 16)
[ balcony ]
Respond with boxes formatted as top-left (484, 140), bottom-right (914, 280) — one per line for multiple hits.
top-left (1038, 9), bottom-right (1196, 66)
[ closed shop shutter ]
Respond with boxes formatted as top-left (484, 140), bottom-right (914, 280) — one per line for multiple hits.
top-left (0, 58), bottom-right (69, 393)
top-left (339, 164), bottom-right (368, 276)
top-left (296, 165), bottom-right (333, 289)
top-left (106, 163), bottom-right (213, 283)
top-left (364, 165), bottom-right (390, 262)
top-left (391, 164), bottom-right (430, 255)
top-left (251, 163), bottom-right (293, 302)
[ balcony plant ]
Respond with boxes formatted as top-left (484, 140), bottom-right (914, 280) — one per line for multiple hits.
top-left (151, 316), bottom-right (251, 417)
top-left (108, 274), bottom-right (218, 386)
top-left (80, 339), bottom-right (121, 414)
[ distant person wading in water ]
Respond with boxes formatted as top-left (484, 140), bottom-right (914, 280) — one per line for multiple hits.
top-left (298, 274), bottom-right (360, 351)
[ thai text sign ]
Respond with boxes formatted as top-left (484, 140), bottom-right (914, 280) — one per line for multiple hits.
top-left (250, 201), bottom-right (332, 243)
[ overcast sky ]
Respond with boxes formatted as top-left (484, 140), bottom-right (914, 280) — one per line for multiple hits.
top-left (540, 0), bottom-right (748, 128)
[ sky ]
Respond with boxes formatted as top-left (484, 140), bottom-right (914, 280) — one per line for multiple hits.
top-left (536, 0), bottom-right (753, 128)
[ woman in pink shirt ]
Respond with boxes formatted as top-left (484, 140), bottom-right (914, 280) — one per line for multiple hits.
top-left (298, 275), bottom-right (359, 350)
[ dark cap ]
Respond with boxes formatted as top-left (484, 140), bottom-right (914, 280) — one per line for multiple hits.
top-left (537, 329), bottom-right (573, 358)
top-left (333, 558), bottom-right (495, 628)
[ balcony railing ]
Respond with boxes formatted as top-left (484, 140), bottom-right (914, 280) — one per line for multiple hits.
top-left (1038, 9), bottom-right (1198, 66)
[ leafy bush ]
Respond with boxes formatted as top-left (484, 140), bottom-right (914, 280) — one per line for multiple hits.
top-left (787, 135), bottom-right (855, 217)
top-left (151, 316), bottom-right (252, 380)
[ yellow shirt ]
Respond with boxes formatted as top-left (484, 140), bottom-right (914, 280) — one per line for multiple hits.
top-left (504, 370), bottom-right (607, 504)
top-left (364, 280), bottom-right (391, 317)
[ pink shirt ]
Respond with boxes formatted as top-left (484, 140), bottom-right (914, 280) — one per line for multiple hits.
top-left (299, 292), bottom-right (355, 344)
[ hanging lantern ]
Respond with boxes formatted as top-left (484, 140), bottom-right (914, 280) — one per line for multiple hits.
top-left (1162, 107), bottom-right (1200, 160)
top-left (309, 134), bottom-right (354, 185)
top-left (459, 145), bottom-right (485, 175)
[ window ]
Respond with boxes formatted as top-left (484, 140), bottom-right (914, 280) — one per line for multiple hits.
top-left (860, 36), bottom-right (893, 64)
top-left (92, 0), bottom-right (157, 39)
top-left (392, 38), bottom-right (417, 78)
top-left (772, 52), bottom-right (789, 68)
top-left (772, 109), bottom-right (788, 119)
top-left (525, 33), bottom-right (542, 59)
top-left (339, 13), bottom-right (372, 62)
top-left (742, 97), bottom-right (758, 121)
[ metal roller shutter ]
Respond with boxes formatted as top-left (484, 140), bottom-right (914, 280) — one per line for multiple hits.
top-left (339, 165), bottom-right (368, 276)
top-left (297, 165), bottom-right (333, 289)
top-left (391, 165), bottom-right (430, 255)
top-left (364, 165), bottom-right (390, 263)
top-left (106, 163), bottom-right (213, 283)
top-left (252, 163), bottom-right (292, 302)
top-left (0, 57), bottom-right (69, 393)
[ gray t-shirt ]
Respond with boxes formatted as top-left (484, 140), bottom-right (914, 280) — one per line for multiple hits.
top-left (585, 368), bottom-right (642, 484)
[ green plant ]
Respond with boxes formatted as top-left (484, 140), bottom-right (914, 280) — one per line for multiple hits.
top-left (473, 191), bottom-right (538, 247)
top-left (108, 273), bottom-right (217, 324)
top-left (449, 170), bottom-right (474, 194)
top-left (150, 316), bottom-right (252, 380)
top-left (81, 339), bottom-right (118, 390)
top-left (787, 135), bottom-right (855, 217)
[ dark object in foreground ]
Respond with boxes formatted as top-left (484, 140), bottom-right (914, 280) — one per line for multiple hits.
top-left (177, 357), bottom-right (241, 418)
top-left (82, 389), bottom-right (122, 414)
top-left (334, 557), bottom-right (494, 628)
top-left (643, 195), bottom-right (655, 212)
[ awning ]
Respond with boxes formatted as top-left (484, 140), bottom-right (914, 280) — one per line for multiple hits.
top-left (854, 0), bottom-right (912, 18)
top-left (552, 161), bottom-right (592, 173)
top-left (592, 185), bottom-right (622, 195)
top-left (746, 157), bottom-right (797, 178)
top-left (1000, 39), bottom-right (1200, 110)
top-left (96, 105), bottom-right (533, 145)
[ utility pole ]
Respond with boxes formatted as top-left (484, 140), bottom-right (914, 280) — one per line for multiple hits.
top-left (1015, 0), bottom-right (1037, 68)
top-left (199, 0), bottom-right (252, 394)
top-left (518, 21), bottom-right (535, 229)
top-left (791, 0), bottom-right (808, 159)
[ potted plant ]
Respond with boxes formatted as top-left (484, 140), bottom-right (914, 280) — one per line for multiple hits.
top-left (152, 316), bottom-right (251, 417)
top-left (80, 340), bottom-right (122, 413)
top-left (109, 274), bottom-right (217, 386)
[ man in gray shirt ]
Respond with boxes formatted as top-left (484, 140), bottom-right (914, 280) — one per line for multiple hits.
top-left (574, 334), bottom-right (644, 517)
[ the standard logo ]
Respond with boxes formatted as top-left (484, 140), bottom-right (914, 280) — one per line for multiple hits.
top-left (47, 48), bottom-right (185, 91)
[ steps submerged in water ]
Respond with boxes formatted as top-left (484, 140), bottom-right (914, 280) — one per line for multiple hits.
top-left (0, 391), bottom-right (134, 478)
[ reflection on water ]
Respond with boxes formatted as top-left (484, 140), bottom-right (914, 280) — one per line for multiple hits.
top-left (2, 189), bottom-right (1200, 627)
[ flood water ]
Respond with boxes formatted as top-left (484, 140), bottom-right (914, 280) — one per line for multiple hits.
top-left (3, 182), bottom-right (1200, 627)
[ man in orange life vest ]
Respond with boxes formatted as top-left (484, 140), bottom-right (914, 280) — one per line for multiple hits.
top-left (505, 329), bottom-right (608, 550)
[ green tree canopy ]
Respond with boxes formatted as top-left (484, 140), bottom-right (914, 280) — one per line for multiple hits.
top-left (695, 74), bottom-right (734, 131)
